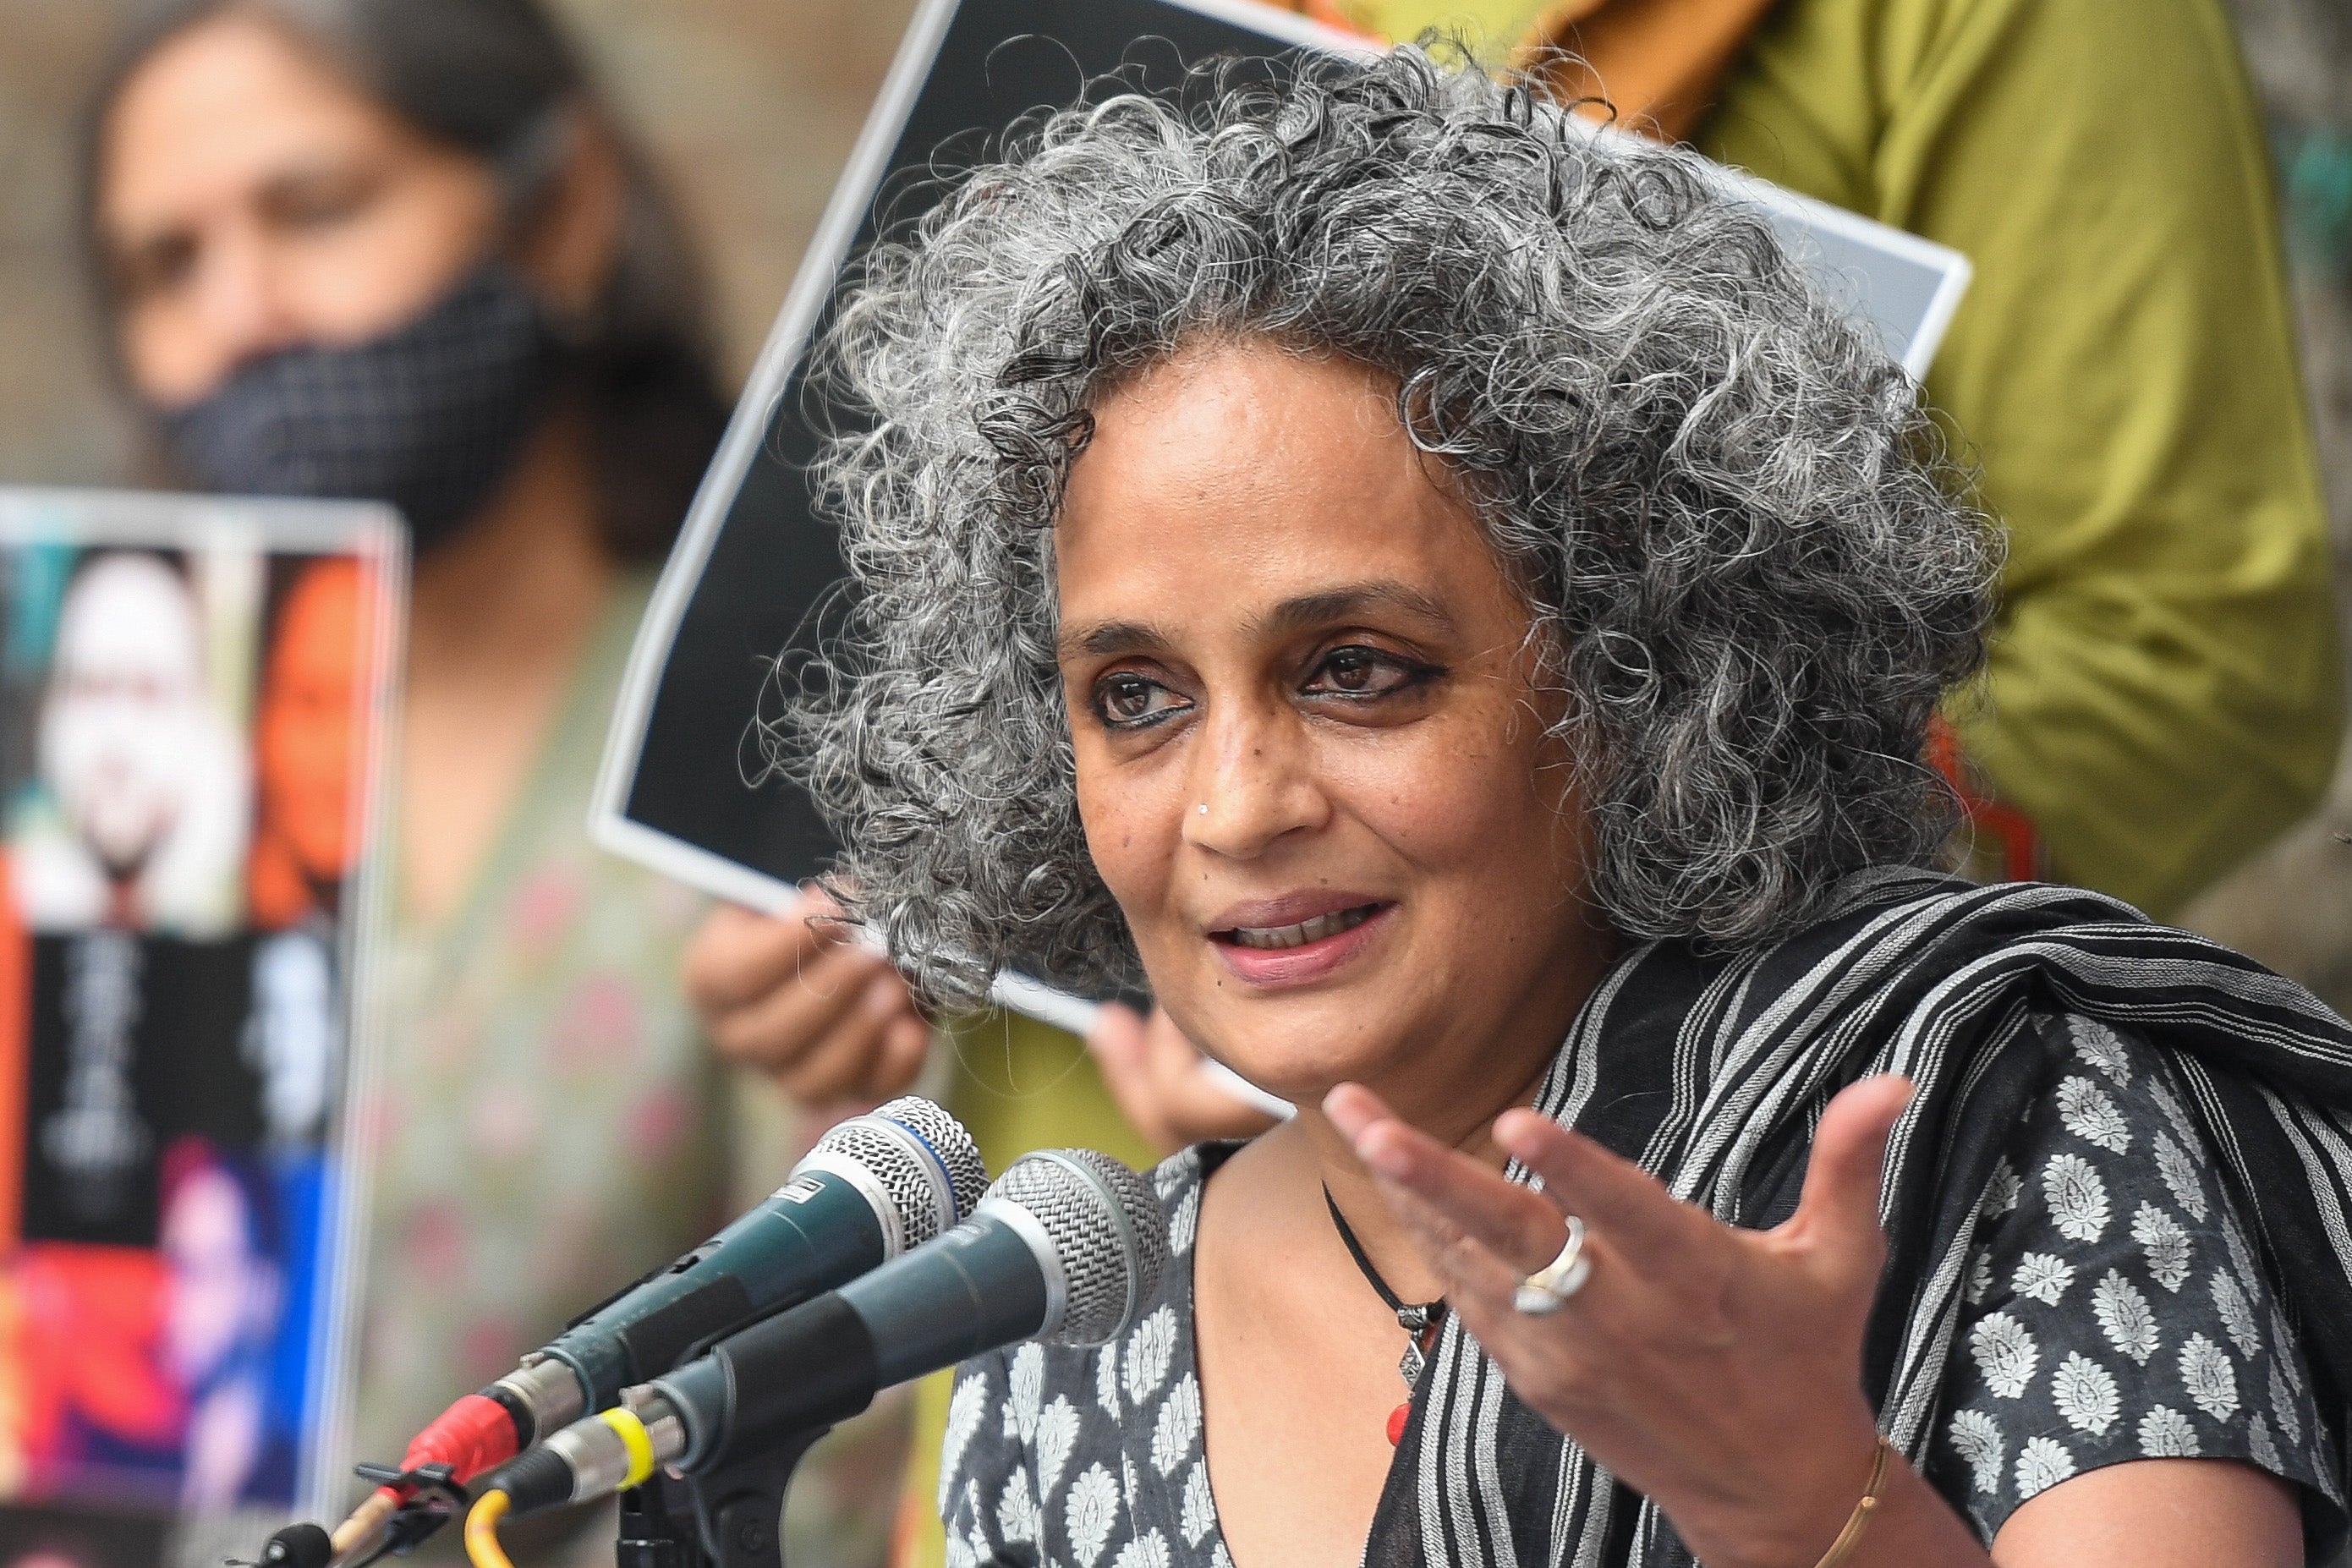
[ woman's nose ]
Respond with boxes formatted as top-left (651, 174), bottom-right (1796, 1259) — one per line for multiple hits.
top-left (184, 222), bottom-right (304, 388)
top-left (1182, 705), bottom-right (1331, 860)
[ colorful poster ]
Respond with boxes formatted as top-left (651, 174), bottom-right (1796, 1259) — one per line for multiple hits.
top-left (0, 489), bottom-right (401, 1564)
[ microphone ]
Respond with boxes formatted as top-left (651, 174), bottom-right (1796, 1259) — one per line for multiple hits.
top-left (261, 1097), bottom-right (985, 1568)
top-left (536, 1094), bottom-right (988, 1418)
top-left (489, 1149), bottom-right (1167, 1516)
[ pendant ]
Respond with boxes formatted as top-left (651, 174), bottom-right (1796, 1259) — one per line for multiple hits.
top-left (1389, 1301), bottom-right (1439, 1443)
top-left (1395, 1302), bottom-right (1432, 1388)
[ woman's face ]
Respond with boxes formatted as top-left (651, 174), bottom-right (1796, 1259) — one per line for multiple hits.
top-left (97, 13), bottom-right (500, 407)
top-left (258, 559), bottom-right (365, 880)
top-left (1057, 342), bottom-right (1609, 1125)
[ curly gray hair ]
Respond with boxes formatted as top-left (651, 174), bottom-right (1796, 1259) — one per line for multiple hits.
top-left (795, 45), bottom-right (1997, 1010)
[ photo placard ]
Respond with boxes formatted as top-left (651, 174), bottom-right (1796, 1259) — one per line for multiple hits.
top-left (0, 488), bottom-right (403, 1565)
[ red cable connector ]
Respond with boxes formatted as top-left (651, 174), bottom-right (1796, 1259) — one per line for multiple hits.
top-left (402, 1393), bottom-right (522, 1482)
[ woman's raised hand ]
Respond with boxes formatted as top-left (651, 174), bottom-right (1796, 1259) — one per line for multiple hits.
top-left (1324, 1076), bottom-right (1928, 1568)
top-left (684, 894), bottom-right (934, 1108)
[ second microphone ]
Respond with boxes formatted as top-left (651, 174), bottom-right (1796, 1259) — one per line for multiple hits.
top-left (485, 1147), bottom-right (1171, 1517)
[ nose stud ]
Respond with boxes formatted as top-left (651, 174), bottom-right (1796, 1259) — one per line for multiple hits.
top-left (1198, 803), bottom-right (1209, 815)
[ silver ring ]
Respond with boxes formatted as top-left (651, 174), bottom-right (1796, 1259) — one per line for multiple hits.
top-left (1511, 1216), bottom-right (1590, 1315)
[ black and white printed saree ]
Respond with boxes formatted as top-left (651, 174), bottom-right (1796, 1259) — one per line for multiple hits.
top-left (1373, 869), bottom-right (2352, 1567)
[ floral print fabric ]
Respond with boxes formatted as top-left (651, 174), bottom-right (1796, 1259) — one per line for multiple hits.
top-left (940, 1146), bottom-right (1227, 1568)
top-left (1927, 1015), bottom-right (2338, 1544)
top-left (354, 580), bottom-right (909, 1565)
top-left (942, 1016), bottom-right (2341, 1568)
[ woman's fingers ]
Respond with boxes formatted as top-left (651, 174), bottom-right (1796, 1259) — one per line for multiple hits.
top-left (1326, 1084), bottom-right (1529, 1297)
top-left (858, 1016), bottom-right (936, 1104)
top-left (1494, 1108), bottom-right (1703, 1265)
top-left (710, 940), bottom-right (904, 1074)
top-left (1324, 1077), bottom-right (1911, 1510)
top-left (1334, 1090), bottom-right (1569, 1270)
top-left (1319, 1080), bottom-right (1391, 1142)
top-left (684, 902), bottom-right (816, 1014)
top-left (774, 972), bottom-right (912, 1105)
top-left (1365, 1157), bottom-right (1535, 1304)
top-left (1780, 1075), bottom-right (1911, 1282)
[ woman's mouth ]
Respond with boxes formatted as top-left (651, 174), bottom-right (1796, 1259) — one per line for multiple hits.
top-left (1207, 900), bottom-right (1395, 986)
top-left (1217, 903), bottom-right (1384, 950)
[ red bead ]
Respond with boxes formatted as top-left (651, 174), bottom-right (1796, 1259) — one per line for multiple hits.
top-left (1386, 1401), bottom-right (1410, 1446)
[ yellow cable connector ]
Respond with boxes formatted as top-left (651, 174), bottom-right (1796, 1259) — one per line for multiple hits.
top-left (598, 1407), bottom-right (657, 1490)
top-left (463, 1489), bottom-right (514, 1568)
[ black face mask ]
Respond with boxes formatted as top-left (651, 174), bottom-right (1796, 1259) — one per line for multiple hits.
top-left (155, 264), bottom-right (555, 556)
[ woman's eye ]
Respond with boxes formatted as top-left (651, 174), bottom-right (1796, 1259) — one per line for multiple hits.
top-left (1304, 645), bottom-right (1425, 699)
top-left (112, 233), bottom-right (198, 305)
top-left (1094, 672), bottom-right (1188, 729)
top-left (267, 172), bottom-right (379, 233)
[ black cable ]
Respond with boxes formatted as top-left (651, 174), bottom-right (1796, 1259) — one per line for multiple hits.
top-left (1323, 1184), bottom-right (1446, 1386)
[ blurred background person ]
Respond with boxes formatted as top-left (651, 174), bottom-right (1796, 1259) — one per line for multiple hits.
top-left (11, 550), bottom-right (246, 938)
top-left (1508, 0), bottom-right (2344, 905)
top-left (69, 0), bottom-right (904, 1558)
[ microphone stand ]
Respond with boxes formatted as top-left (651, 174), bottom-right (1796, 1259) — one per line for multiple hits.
top-left (614, 1425), bottom-right (831, 1568)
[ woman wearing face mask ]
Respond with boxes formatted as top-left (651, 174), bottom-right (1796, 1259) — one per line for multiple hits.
top-left (80, 2), bottom-right (905, 1557)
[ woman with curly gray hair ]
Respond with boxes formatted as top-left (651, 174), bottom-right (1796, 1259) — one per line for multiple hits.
top-left (808, 45), bottom-right (2352, 1568)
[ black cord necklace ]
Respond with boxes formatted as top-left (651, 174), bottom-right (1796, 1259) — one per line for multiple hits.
top-left (1324, 1185), bottom-right (1447, 1444)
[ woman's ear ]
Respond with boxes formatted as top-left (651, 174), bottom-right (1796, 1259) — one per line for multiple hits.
top-left (518, 109), bottom-right (628, 322)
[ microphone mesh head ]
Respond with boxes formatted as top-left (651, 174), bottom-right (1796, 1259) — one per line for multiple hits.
top-left (874, 1096), bottom-right (989, 1220)
top-left (990, 1149), bottom-right (1170, 1346)
top-left (806, 1099), bottom-right (982, 1249)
